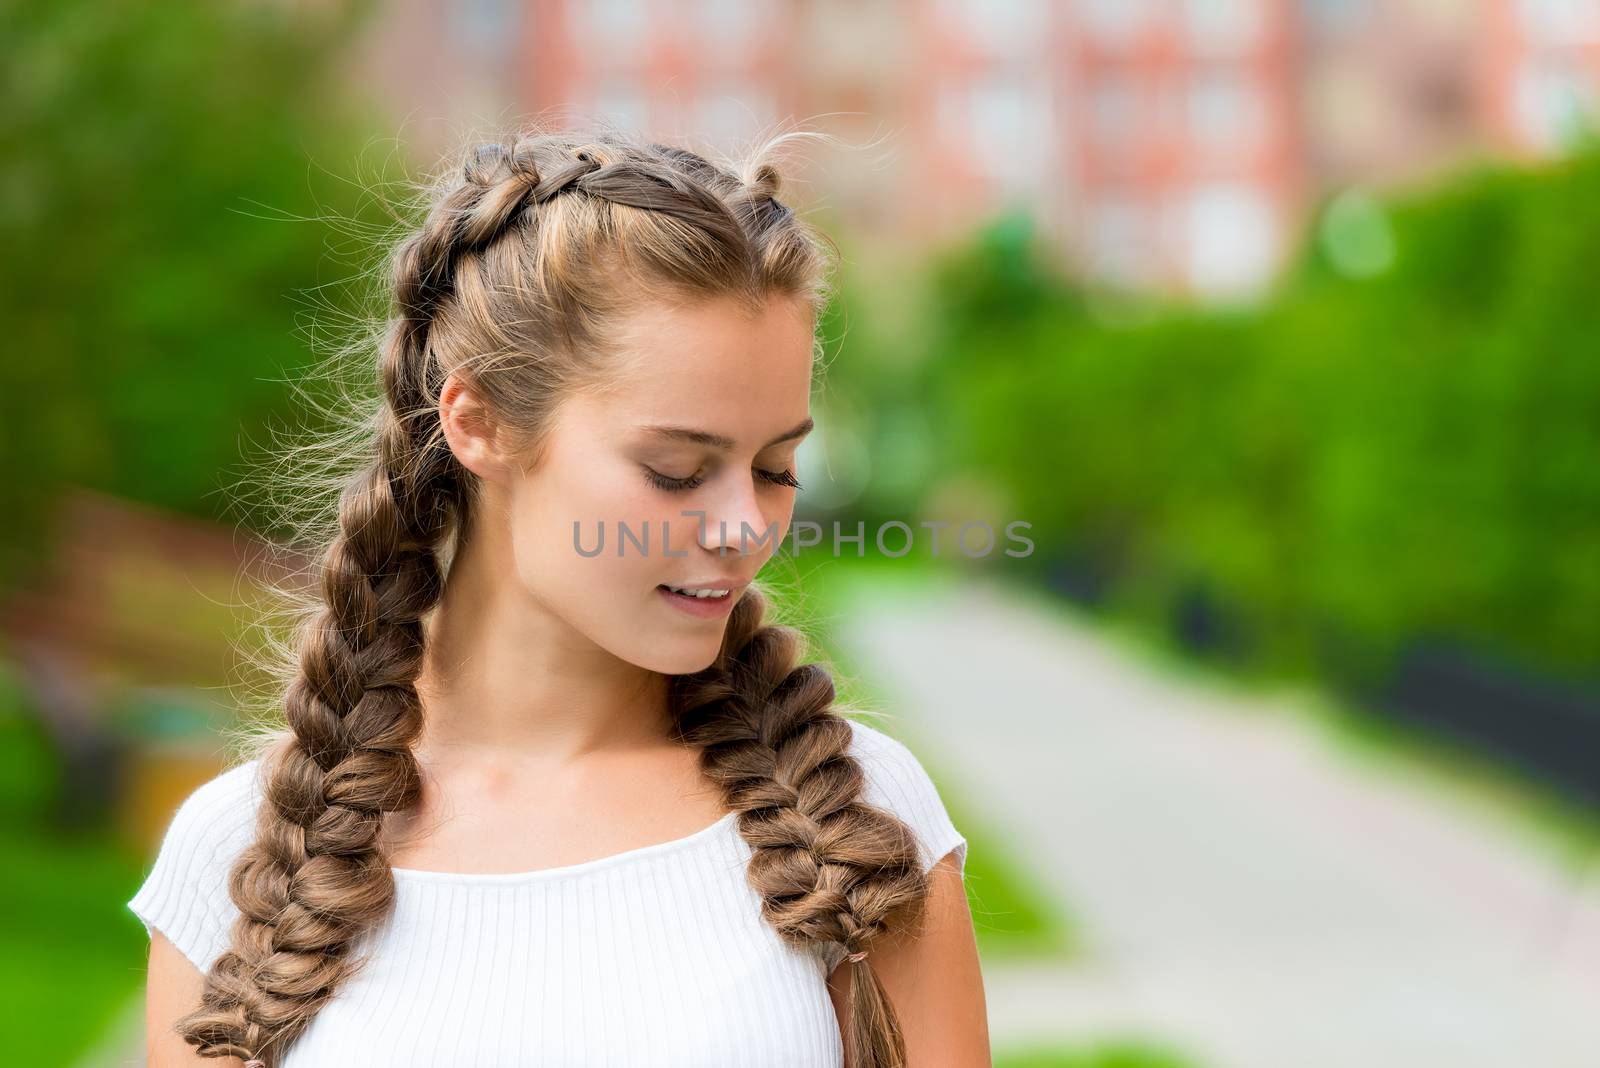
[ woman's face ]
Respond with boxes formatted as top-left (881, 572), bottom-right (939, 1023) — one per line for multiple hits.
top-left (499, 293), bottom-right (816, 675)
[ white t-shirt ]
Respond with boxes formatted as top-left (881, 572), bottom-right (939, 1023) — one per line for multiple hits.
top-left (129, 716), bottom-right (967, 1067)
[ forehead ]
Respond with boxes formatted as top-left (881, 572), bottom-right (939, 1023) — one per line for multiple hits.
top-left (596, 294), bottom-right (816, 429)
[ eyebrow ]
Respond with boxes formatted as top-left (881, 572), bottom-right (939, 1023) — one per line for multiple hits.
top-left (638, 417), bottom-right (814, 452)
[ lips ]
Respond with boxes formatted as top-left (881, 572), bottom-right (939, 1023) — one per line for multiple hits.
top-left (659, 579), bottom-right (748, 596)
top-left (656, 583), bottom-right (743, 619)
top-left (661, 584), bottom-right (731, 597)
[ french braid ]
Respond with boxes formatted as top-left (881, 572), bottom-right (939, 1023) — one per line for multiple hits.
top-left (670, 585), bottom-right (932, 1067)
top-left (186, 124), bottom-right (933, 1067)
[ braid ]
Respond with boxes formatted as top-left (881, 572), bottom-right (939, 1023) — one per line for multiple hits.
top-left (670, 585), bottom-right (930, 1068)
top-left (172, 143), bottom-right (541, 1066)
top-left (175, 439), bottom-right (455, 1062)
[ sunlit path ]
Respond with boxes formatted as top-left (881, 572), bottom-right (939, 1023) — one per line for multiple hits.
top-left (838, 575), bottom-right (1600, 1068)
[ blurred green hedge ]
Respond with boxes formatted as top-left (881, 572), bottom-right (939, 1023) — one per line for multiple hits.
top-left (845, 150), bottom-right (1600, 693)
top-left (0, 0), bottom-right (392, 589)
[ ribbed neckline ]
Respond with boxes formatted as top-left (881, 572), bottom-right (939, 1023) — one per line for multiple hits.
top-left (388, 809), bottom-right (741, 885)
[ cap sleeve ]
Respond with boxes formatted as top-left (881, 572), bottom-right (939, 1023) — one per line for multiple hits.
top-left (127, 758), bottom-right (263, 973)
top-left (846, 717), bottom-right (968, 877)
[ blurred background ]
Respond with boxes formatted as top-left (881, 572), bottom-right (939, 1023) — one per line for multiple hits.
top-left (4, 1), bottom-right (1599, 1065)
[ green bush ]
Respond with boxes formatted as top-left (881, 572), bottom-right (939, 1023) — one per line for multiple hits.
top-left (994, 1039), bottom-right (1204, 1068)
top-left (0, 1), bottom-right (392, 1057)
top-left (852, 151), bottom-right (1600, 691)
top-left (0, 0), bottom-right (394, 586)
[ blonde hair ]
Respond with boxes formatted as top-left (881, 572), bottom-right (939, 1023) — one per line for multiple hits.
top-left (179, 122), bottom-right (934, 1066)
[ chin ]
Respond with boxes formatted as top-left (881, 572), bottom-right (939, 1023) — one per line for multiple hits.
top-left (640, 636), bottom-right (726, 677)
top-left (669, 646), bottom-right (726, 677)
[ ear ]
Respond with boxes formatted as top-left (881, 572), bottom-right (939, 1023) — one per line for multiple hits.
top-left (437, 372), bottom-right (516, 481)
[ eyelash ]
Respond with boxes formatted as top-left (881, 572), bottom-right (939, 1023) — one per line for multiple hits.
top-left (643, 466), bottom-right (803, 493)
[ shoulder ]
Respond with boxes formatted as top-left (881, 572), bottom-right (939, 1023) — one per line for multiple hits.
top-left (127, 757), bottom-right (265, 973)
top-left (843, 717), bottom-right (968, 877)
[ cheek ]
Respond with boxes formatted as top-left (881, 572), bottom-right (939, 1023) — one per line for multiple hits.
top-left (507, 460), bottom-right (674, 592)
top-left (502, 466), bottom-right (743, 672)
top-left (758, 500), bottom-right (795, 560)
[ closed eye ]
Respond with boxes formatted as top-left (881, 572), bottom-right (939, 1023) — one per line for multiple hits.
top-left (759, 467), bottom-right (802, 490)
top-left (642, 466), bottom-right (803, 493)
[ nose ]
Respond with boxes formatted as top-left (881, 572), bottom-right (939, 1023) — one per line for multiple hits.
top-left (697, 479), bottom-right (776, 558)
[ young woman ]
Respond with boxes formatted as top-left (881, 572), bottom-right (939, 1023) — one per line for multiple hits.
top-left (129, 124), bottom-right (988, 1067)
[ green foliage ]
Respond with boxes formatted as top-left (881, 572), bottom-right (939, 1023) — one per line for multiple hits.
top-left (0, 0), bottom-right (394, 586)
top-left (994, 1040), bottom-right (1205, 1068)
top-left (0, 2), bottom-right (396, 1053)
top-left (0, 819), bottom-right (147, 1067)
top-left (854, 151), bottom-right (1600, 690)
top-left (1, 658), bottom-right (145, 1066)
top-left (0, 666), bottom-right (61, 820)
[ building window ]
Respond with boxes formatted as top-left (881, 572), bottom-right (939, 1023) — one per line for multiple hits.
top-left (1178, 182), bottom-right (1278, 297)
top-left (577, 0), bottom-right (651, 57)
top-left (1089, 76), bottom-right (1142, 157)
top-left (1514, 59), bottom-right (1598, 151)
top-left (1299, 0), bottom-right (1372, 37)
top-left (966, 71), bottom-right (1055, 190)
top-left (1186, 70), bottom-right (1266, 154)
top-left (1516, 0), bottom-right (1600, 44)
top-left (937, 0), bottom-right (1048, 53)
top-left (1080, 0), bottom-right (1157, 48)
top-left (697, 0), bottom-right (773, 48)
top-left (1181, 0), bottom-right (1265, 57)
top-left (1083, 191), bottom-right (1149, 286)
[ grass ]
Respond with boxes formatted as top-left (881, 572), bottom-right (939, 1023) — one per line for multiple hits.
top-left (779, 549), bottom-right (1078, 962)
top-left (0, 671), bottom-right (148, 1067)
top-left (993, 1040), bottom-right (1205, 1068)
top-left (1, 818), bottom-right (148, 1067)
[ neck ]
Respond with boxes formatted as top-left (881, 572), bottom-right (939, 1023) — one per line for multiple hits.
top-left (412, 525), bottom-right (676, 775)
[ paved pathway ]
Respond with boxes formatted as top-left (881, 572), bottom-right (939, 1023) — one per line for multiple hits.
top-left (838, 575), bottom-right (1600, 1068)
